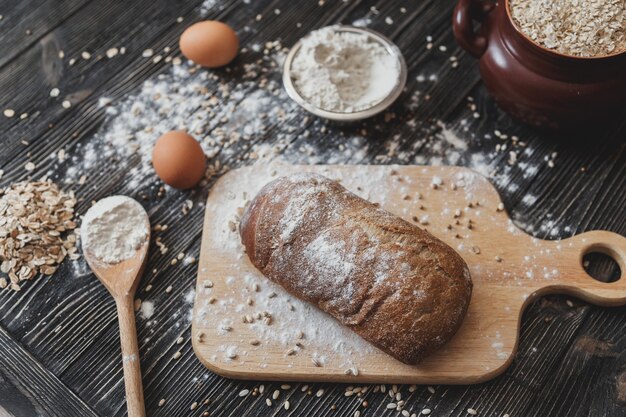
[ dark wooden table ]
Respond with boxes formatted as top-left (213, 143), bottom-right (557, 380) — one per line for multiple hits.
top-left (1, 1), bottom-right (625, 416)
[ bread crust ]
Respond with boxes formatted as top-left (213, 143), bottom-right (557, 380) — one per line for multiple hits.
top-left (240, 173), bottom-right (472, 364)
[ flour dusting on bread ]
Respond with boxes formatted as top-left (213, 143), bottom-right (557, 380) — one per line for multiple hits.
top-left (240, 172), bottom-right (473, 364)
top-left (304, 234), bottom-right (356, 288)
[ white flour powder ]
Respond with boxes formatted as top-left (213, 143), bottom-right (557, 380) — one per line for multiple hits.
top-left (290, 26), bottom-right (400, 112)
top-left (81, 196), bottom-right (149, 264)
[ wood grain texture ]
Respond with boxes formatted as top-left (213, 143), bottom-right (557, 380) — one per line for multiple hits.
top-left (0, 0), bottom-right (92, 68)
top-left (0, 0), bottom-right (624, 416)
top-left (193, 164), bottom-right (626, 383)
top-left (0, 325), bottom-right (99, 417)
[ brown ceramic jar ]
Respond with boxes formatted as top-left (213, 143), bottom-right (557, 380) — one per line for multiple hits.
top-left (453, 0), bottom-right (626, 131)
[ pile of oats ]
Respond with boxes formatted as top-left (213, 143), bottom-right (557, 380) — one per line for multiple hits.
top-left (0, 180), bottom-right (79, 291)
top-left (510, 0), bottom-right (626, 57)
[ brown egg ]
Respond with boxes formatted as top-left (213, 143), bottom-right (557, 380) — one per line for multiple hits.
top-left (152, 131), bottom-right (206, 189)
top-left (179, 20), bottom-right (239, 68)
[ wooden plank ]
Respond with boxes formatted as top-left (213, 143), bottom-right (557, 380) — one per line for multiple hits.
top-left (0, 370), bottom-right (40, 417)
top-left (525, 307), bottom-right (626, 417)
top-left (0, 0), bottom-right (93, 68)
top-left (0, 325), bottom-right (99, 417)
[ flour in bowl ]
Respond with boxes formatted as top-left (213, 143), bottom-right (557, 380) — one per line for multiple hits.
top-left (290, 26), bottom-right (400, 112)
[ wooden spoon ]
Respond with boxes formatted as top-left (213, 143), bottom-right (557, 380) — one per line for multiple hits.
top-left (83, 209), bottom-right (150, 417)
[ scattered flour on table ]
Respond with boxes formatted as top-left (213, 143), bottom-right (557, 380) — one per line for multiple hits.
top-left (199, 0), bottom-right (221, 15)
top-left (140, 300), bottom-right (155, 319)
top-left (62, 43), bottom-right (297, 192)
top-left (184, 287), bottom-right (196, 321)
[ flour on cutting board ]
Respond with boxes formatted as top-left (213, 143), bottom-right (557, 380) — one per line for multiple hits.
top-left (196, 165), bottom-right (396, 366)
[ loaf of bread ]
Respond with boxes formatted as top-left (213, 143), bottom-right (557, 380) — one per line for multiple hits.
top-left (240, 173), bottom-right (472, 364)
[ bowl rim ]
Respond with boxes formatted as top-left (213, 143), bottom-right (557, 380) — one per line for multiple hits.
top-left (282, 25), bottom-right (408, 121)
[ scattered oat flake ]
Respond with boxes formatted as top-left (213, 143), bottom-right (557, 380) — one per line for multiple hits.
top-left (3, 109), bottom-right (15, 118)
top-left (142, 48), bottom-right (154, 57)
top-left (24, 162), bottom-right (36, 171)
top-left (81, 51), bottom-right (91, 60)
top-left (62, 100), bottom-right (71, 109)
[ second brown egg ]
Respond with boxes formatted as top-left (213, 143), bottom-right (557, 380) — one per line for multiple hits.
top-left (179, 20), bottom-right (239, 68)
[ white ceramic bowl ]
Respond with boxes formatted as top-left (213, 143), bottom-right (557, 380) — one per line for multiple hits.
top-left (282, 25), bottom-right (408, 121)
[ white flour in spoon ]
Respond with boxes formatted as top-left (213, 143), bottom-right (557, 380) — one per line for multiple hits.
top-left (81, 196), bottom-right (149, 264)
top-left (290, 26), bottom-right (400, 112)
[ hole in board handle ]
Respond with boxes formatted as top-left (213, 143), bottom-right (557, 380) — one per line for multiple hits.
top-left (582, 249), bottom-right (622, 283)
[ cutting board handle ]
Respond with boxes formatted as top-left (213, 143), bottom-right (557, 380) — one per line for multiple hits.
top-left (540, 231), bottom-right (626, 306)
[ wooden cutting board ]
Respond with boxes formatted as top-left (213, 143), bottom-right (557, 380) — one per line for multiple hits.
top-left (192, 164), bottom-right (626, 384)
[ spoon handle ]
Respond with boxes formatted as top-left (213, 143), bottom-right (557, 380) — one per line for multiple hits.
top-left (116, 296), bottom-right (146, 417)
